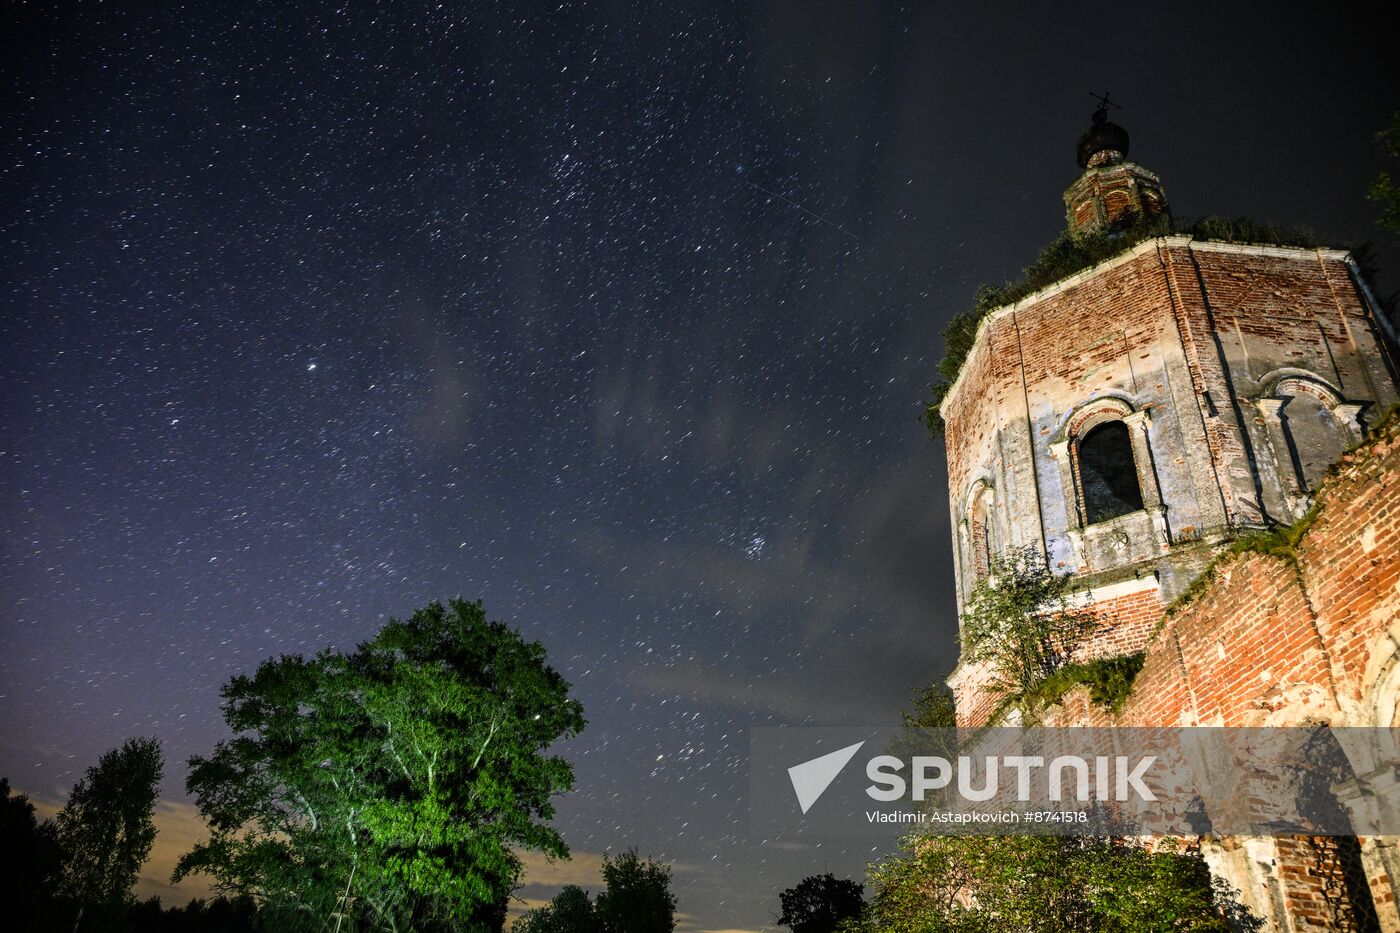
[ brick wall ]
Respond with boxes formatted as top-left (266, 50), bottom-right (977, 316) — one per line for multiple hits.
top-left (939, 230), bottom-right (1399, 930)
top-left (1043, 415), bottom-right (1400, 732)
top-left (941, 237), bottom-right (1397, 614)
top-left (951, 581), bottom-right (1164, 728)
top-left (1039, 415), bottom-right (1400, 931)
top-left (1083, 585), bottom-right (1161, 658)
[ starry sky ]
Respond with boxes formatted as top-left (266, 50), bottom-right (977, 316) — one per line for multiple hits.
top-left (3, 1), bottom-right (1396, 928)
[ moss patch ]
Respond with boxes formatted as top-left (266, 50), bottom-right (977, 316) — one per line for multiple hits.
top-left (1159, 505), bottom-right (1320, 625)
top-left (1024, 652), bottom-right (1146, 714)
top-left (989, 652), bottom-right (1146, 724)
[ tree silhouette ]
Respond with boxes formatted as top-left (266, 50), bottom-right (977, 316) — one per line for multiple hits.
top-left (515, 885), bottom-right (597, 933)
top-left (776, 874), bottom-right (864, 933)
top-left (54, 737), bottom-right (165, 931)
top-left (1369, 110), bottom-right (1400, 234)
top-left (594, 850), bottom-right (676, 933)
top-left (1, 777), bottom-right (66, 928)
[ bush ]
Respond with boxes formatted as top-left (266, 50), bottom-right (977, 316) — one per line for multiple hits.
top-left (1016, 653), bottom-right (1145, 718)
top-left (959, 548), bottom-right (1100, 714)
top-left (854, 833), bottom-right (1258, 932)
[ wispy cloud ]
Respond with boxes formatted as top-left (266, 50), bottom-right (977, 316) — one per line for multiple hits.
top-left (508, 848), bottom-right (609, 925)
top-left (515, 847), bottom-right (608, 894)
top-left (632, 660), bottom-right (890, 722)
top-left (398, 301), bottom-right (482, 447)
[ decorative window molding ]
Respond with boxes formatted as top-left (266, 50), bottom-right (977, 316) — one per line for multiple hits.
top-left (960, 476), bottom-right (997, 585)
top-left (1050, 397), bottom-right (1168, 559)
top-left (1252, 370), bottom-right (1364, 514)
top-left (1255, 369), bottom-right (1363, 435)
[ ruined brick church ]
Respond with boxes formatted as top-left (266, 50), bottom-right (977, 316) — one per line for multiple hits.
top-left (939, 104), bottom-right (1400, 929)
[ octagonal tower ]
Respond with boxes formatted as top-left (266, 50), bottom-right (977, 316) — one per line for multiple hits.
top-left (942, 109), bottom-right (1399, 727)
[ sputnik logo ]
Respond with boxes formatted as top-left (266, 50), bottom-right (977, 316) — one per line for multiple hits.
top-left (787, 741), bottom-right (865, 814)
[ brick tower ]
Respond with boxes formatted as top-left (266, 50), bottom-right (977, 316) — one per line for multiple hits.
top-left (940, 106), bottom-right (1399, 728)
top-left (1064, 102), bottom-right (1168, 235)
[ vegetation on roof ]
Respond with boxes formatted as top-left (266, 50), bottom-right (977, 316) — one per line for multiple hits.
top-left (922, 216), bottom-right (1331, 439)
top-left (1368, 109), bottom-right (1400, 234)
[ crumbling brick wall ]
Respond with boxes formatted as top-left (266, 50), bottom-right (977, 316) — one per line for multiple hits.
top-left (1038, 415), bottom-right (1400, 931)
top-left (942, 236), bottom-right (1397, 727)
top-left (1042, 417), bottom-right (1399, 731)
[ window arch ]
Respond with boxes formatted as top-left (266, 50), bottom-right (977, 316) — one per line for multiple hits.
top-left (960, 478), bottom-right (998, 586)
top-left (1255, 372), bottom-right (1364, 497)
top-left (1075, 419), bottom-right (1145, 524)
top-left (1050, 397), bottom-right (1168, 558)
top-left (969, 488), bottom-right (994, 581)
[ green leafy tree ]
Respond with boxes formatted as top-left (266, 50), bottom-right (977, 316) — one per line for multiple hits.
top-left (54, 737), bottom-right (165, 930)
top-left (886, 682), bottom-right (962, 780)
top-left (959, 547), bottom-right (1099, 713)
top-left (594, 850), bottom-right (676, 933)
top-left (1369, 110), bottom-right (1400, 234)
top-left (776, 873), bottom-right (864, 933)
top-left (514, 885), bottom-right (597, 933)
top-left (900, 683), bottom-right (957, 730)
top-left (175, 598), bottom-right (586, 932)
top-left (857, 833), bottom-right (1255, 932)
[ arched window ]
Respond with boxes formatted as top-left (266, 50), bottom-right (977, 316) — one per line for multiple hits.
top-left (969, 491), bottom-right (993, 581)
top-left (1265, 376), bottom-right (1359, 494)
top-left (1076, 420), bottom-right (1144, 524)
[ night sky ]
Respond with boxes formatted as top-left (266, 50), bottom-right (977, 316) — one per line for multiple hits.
top-left (3, 2), bottom-right (1395, 927)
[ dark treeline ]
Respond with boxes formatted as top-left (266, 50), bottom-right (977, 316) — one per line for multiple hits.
top-left (2, 768), bottom-right (257, 933)
top-left (514, 851), bottom-right (677, 933)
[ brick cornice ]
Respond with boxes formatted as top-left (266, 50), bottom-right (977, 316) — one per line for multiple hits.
top-left (940, 236), bottom-right (1353, 414)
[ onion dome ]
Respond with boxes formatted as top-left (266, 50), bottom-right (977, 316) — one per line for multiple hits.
top-left (1076, 105), bottom-right (1130, 169)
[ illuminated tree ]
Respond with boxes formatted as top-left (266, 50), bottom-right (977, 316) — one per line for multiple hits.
top-left (176, 599), bottom-right (585, 932)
